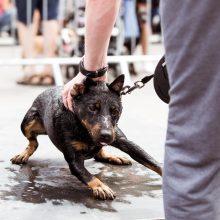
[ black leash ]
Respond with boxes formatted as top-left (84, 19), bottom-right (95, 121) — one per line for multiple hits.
top-left (121, 74), bottom-right (154, 95)
top-left (120, 55), bottom-right (170, 104)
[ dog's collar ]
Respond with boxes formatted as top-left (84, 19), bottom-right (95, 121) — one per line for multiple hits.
top-left (79, 59), bottom-right (108, 78)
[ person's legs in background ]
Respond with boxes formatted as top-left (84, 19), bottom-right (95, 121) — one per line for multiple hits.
top-left (15, 0), bottom-right (59, 85)
top-left (151, 0), bottom-right (161, 35)
top-left (0, 0), bottom-right (15, 34)
top-left (15, 0), bottom-right (41, 84)
top-left (40, 0), bottom-right (59, 85)
top-left (136, 0), bottom-right (149, 55)
top-left (0, 10), bottom-right (13, 33)
top-left (161, 1), bottom-right (220, 219)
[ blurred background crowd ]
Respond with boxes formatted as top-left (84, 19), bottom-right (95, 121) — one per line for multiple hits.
top-left (0, 0), bottom-right (161, 86)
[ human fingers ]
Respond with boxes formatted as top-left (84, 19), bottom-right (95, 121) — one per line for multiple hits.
top-left (62, 87), bottom-right (69, 109)
top-left (62, 77), bottom-right (76, 109)
top-left (67, 90), bottom-right (74, 112)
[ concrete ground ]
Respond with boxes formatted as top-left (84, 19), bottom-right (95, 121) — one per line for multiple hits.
top-left (0, 43), bottom-right (167, 220)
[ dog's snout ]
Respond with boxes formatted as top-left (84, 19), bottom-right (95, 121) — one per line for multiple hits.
top-left (100, 130), bottom-right (112, 143)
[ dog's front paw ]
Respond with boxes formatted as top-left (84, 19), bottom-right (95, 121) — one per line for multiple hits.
top-left (93, 184), bottom-right (116, 200)
top-left (95, 149), bottom-right (132, 165)
top-left (10, 153), bottom-right (29, 164)
top-left (88, 177), bottom-right (116, 200)
top-left (106, 155), bottom-right (132, 165)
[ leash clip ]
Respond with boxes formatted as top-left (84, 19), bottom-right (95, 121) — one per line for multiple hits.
top-left (121, 82), bottom-right (144, 95)
top-left (121, 85), bottom-right (131, 95)
top-left (134, 81), bottom-right (145, 88)
top-left (121, 74), bottom-right (154, 96)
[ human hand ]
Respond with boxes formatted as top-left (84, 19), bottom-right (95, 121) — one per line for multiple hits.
top-left (62, 72), bottom-right (107, 112)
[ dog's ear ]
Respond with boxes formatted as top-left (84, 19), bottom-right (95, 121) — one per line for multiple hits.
top-left (70, 84), bottom-right (85, 97)
top-left (108, 74), bottom-right (125, 95)
top-left (70, 78), bottom-right (97, 97)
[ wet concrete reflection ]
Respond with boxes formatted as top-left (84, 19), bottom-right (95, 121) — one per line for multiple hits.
top-left (1, 159), bottom-right (162, 212)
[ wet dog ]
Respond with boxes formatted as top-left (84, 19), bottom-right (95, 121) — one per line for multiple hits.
top-left (11, 75), bottom-right (162, 200)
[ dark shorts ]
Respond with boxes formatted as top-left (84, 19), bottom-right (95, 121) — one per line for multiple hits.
top-left (137, 0), bottom-right (147, 4)
top-left (15, 0), bottom-right (59, 25)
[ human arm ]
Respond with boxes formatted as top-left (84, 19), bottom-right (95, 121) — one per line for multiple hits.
top-left (62, 0), bottom-right (121, 111)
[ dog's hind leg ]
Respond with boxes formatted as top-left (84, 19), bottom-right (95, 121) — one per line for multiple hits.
top-left (11, 107), bottom-right (46, 164)
top-left (94, 148), bottom-right (132, 165)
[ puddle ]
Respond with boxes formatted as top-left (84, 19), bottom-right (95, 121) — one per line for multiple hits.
top-left (1, 159), bottom-right (162, 212)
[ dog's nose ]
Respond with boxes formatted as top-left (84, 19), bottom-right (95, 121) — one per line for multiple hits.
top-left (100, 130), bottom-right (112, 144)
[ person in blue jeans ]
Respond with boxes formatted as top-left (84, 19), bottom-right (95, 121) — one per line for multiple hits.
top-left (0, 0), bottom-right (14, 33)
top-left (62, 1), bottom-right (220, 219)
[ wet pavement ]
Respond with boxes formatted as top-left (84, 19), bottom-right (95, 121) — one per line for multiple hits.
top-left (0, 45), bottom-right (167, 220)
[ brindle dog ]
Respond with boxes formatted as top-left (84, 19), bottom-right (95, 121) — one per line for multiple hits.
top-left (11, 75), bottom-right (162, 200)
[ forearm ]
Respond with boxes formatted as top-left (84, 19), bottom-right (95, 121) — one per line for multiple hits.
top-left (62, 0), bottom-right (121, 110)
top-left (84, 0), bottom-right (121, 70)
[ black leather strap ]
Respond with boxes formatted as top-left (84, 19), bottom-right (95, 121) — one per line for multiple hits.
top-left (79, 59), bottom-right (108, 78)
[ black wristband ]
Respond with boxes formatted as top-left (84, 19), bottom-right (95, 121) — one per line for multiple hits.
top-left (79, 59), bottom-right (108, 78)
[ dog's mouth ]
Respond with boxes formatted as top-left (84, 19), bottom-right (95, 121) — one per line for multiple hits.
top-left (99, 142), bottom-right (109, 146)
top-left (90, 134), bottom-right (113, 146)
top-left (97, 135), bottom-right (114, 146)
top-left (90, 129), bottom-right (115, 146)
top-left (96, 138), bottom-right (114, 146)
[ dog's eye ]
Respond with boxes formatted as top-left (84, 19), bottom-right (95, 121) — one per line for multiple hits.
top-left (88, 105), bottom-right (96, 112)
top-left (88, 103), bottom-right (100, 112)
top-left (111, 107), bottom-right (119, 117)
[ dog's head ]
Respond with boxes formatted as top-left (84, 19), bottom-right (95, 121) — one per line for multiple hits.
top-left (71, 75), bottom-right (124, 146)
